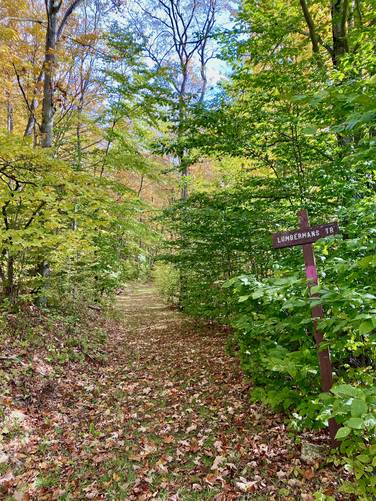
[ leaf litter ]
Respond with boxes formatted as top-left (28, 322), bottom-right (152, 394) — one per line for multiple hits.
top-left (0, 285), bottom-right (350, 499)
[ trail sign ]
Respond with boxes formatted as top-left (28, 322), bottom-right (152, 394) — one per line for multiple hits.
top-left (272, 210), bottom-right (340, 443)
top-left (272, 222), bottom-right (340, 249)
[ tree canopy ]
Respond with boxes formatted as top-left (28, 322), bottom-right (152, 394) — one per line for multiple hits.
top-left (0, 0), bottom-right (375, 497)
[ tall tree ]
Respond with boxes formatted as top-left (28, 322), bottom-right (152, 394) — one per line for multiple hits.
top-left (298, 0), bottom-right (355, 68)
top-left (125, 0), bottom-right (220, 198)
top-left (40, 0), bottom-right (85, 147)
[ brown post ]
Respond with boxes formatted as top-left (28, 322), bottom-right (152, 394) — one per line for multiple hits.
top-left (298, 210), bottom-right (338, 442)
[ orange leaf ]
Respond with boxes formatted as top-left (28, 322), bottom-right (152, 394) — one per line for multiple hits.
top-left (303, 468), bottom-right (315, 480)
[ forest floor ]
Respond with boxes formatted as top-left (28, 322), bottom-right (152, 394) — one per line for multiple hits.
top-left (1, 284), bottom-right (349, 500)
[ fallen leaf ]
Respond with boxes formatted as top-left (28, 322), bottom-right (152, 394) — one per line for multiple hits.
top-left (211, 455), bottom-right (226, 470)
top-left (276, 470), bottom-right (286, 479)
top-left (213, 440), bottom-right (223, 452)
top-left (303, 468), bottom-right (315, 480)
top-left (186, 424), bottom-right (197, 433)
top-left (205, 473), bottom-right (218, 486)
top-left (235, 480), bottom-right (258, 493)
top-left (0, 471), bottom-right (14, 492)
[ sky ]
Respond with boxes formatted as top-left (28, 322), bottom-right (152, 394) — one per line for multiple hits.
top-left (111, 0), bottom-right (238, 92)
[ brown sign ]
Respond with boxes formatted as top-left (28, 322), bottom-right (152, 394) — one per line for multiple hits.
top-left (272, 222), bottom-right (339, 249)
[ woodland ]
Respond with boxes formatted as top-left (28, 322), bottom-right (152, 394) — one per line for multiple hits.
top-left (0, 0), bottom-right (375, 499)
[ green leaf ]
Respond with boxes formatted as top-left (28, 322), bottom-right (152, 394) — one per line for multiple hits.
top-left (238, 295), bottom-right (250, 302)
top-left (345, 417), bottom-right (363, 429)
top-left (351, 399), bottom-right (368, 418)
top-left (363, 414), bottom-right (376, 428)
top-left (359, 320), bottom-right (374, 335)
top-left (335, 426), bottom-right (351, 439)
top-left (357, 454), bottom-right (371, 464)
top-left (332, 384), bottom-right (363, 399)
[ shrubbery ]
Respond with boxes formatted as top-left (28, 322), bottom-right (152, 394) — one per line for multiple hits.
top-left (0, 135), bottom-right (153, 310)
top-left (152, 262), bottom-right (179, 304)
top-left (161, 187), bottom-right (375, 497)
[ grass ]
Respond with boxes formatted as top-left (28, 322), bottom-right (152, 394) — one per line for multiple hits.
top-left (178, 488), bottom-right (221, 500)
top-left (96, 457), bottom-right (137, 499)
top-left (0, 463), bottom-right (10, 475)
top-left (35, 472), bottom-right (61, 489)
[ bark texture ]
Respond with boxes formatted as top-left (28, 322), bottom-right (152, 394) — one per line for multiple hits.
top-left (41, 0), bottom-right (85, 148)
top-left (331, 0), bottom-right (350, 67)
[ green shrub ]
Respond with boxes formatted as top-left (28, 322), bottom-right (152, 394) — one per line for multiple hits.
top-left (152, 262), bottom-right (179, 304)
top-left (320, 384), bottom-right (376, 499)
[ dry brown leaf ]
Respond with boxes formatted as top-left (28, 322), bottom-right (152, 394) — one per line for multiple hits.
top-left (211, 455), bottom-right (226, 470)
top-left (205, 473), bottom-right (218, 486)
top-left (303, 468), bottom-right (315, 480)
top-left (235, 479), bottom-right (258, 493)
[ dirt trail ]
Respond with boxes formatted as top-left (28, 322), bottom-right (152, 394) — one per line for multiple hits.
top-left (3, 284), bottom-right (343, 500)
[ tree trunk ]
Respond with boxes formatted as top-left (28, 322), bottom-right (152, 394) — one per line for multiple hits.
top-left (7, 97), bottom-right (14, 133)
top-left (35, 1), bottom-right (61, 306)
top-left (331, 0), bottom-right (349, 67)
top-left (75, 85), bottom-right (85, 169)
top-left (24, 110), bottom-right (36, 138)
top-left (76, 107), bottom-right (83, 169)
top-left (199, 57), bottom-right (208, 103)
top-left (40, 0), bottom-right (61, 148)
top-left (5, 255), bottom-right (16, 304)
top-left (179, 67), bottom-right (189, 200)
top-left (299, 0), bottom-right (320, 55)
top-left (24, 70), bottom-right (44, 139)
top-left (181, 166), bottom-right (189, 200)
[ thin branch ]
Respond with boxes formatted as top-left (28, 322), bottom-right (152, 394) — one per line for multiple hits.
top-left (12, 64), bottom-right (33, 115)
top-left (1, 17), bottom-right (46, 24)
top-left (57, 0), bottom-right (85, 41)
top-left (2, 201), bottom-right (10, 230)
top-left (24, 202), bottom-right (47, 229)
top-left (299, 0), bottom-right (320, 54)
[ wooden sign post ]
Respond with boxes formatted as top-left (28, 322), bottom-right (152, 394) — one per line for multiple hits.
top-left (272, 210), bottom-right (340, 442)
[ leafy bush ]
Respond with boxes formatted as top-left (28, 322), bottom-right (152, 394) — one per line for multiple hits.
top-left (224, 273), bottom-right (321, 413)
top-left (157, 4), bottom-right (376, 495)
top-left (222, 199), bottom-right (376, 494)
top-left (0, 135), bottom-right (153, 309)
top-left (152, 262), bottom-right (179, 304)
top-left (320, 384), bottom-right (376, 498)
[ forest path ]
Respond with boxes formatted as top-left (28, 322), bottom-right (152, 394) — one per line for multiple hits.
top-left (85, 284), bottom-right (338, 500)
top-left (106, 283), bottom-right (292, 500)
top-left (5, 285), bottom-right (342, 500)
